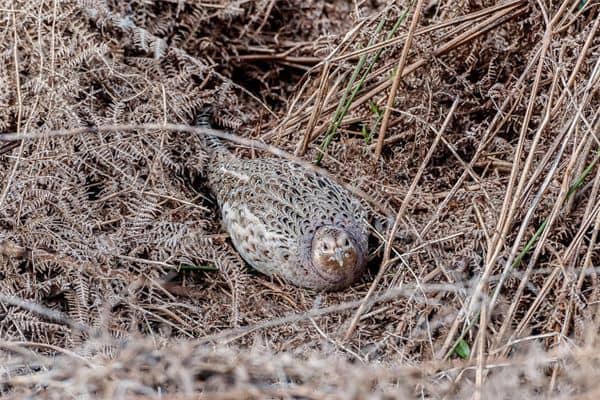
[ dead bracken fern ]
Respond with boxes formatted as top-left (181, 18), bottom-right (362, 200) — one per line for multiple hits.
top-left (1, 0), bottom-right (600, 398)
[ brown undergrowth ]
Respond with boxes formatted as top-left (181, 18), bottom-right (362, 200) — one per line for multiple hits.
top-left (1, 0), bottom-right (599, 398)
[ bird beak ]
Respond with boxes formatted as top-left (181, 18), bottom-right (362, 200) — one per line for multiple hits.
top-left (334, 248), bottom-right (345, 267)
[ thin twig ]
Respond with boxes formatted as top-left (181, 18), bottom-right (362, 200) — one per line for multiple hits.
top-left (200, 282), bottom-right (462, 344)
top-left (0, 122), bottom-right (392, 217)
top-left (374, 0), bottom-right (424, 158)
top-left (343, 98), bottom-right (458, 341)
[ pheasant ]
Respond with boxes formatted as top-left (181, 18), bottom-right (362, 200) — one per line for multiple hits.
top-left (201, 118), bottom-right (369, 291)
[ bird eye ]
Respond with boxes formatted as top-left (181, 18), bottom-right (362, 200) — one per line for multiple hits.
top-left (322, 243), bottom-right (329, 251)
top-left (343, 238), bottom-right (350, 246)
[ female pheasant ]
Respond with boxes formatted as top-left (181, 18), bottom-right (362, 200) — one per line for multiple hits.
top-left (203, 122), bottom-right (369, 291)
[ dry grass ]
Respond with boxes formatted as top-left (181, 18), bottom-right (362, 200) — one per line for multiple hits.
top-left (1, 0), bottom-right (599, 398)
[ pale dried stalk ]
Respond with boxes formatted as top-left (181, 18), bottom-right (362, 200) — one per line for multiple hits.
top-left (495, 62), bottom-right (600, 349)
top-left (436, 1), bottom-right (571, 360)
top-left (497, 126), bottom-right (597, 350)
top-left (297, 61), bottom-right (331, 155)
top-left (343, 98), bottom-right (458, 341)
top-left (200, 282), bottom-right (462, 345)
top-left (374, 0), bottom-right (424, 158)
top-left (0, 122), bottom-right (391, 216)
top-left (485, 62), bottom-right (566, 314)
top-left (420, 45), bottom-right (537, 239)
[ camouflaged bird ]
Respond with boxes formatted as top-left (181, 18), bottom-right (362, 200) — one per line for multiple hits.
top-left (201, 122), bottom-right (369, 291)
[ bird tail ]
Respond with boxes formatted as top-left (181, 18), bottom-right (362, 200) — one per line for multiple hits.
top-left (194, 108), bottom-right (230, 156)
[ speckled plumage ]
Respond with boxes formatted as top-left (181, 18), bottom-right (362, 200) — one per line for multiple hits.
top-left (204, 137), bottom-right (369, 291)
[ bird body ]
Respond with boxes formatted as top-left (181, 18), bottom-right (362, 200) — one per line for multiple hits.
top-left (204, 132), bottom-right (369, 290)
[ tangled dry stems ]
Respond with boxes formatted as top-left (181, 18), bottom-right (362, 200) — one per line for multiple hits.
top-left (1, 0), bottom-right (599, 398)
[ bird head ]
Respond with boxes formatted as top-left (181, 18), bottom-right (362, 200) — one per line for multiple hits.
top-left (311, 225), bottom-right (362, 286)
